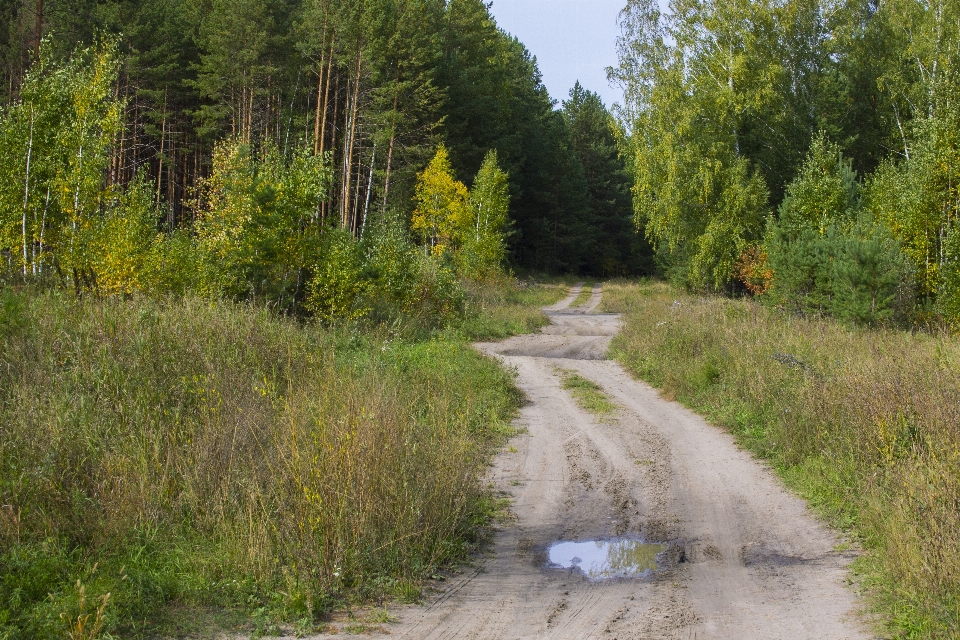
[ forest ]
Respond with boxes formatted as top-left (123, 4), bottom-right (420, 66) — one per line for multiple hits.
top-left (0, 2), bottom-right (641, 635)
top-left (0, 0), bottom-right (643, 319)
top-left (614, 0), bottom-right (960, 326)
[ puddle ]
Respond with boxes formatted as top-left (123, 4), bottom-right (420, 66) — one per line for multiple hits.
top-left (546, 539), bottom-right (667, 581)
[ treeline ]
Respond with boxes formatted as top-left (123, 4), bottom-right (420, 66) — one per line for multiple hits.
top-left (0, 0), bottom-right (645, 309)
top-left (614, 0), bottom-right (960, 325)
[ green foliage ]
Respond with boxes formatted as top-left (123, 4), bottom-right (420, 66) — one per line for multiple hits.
top-left (411, 145), bottom-right (469, 256)
top-left (614, 0), bottom-right (960, 320)
top-left (865, 114), bottom-right (960, 310)
top-left (938, 227), bottom-right (960, 326)
top-left (89, 176), bottom-right (167, 295)
top-left (562, 83), bottom-right (646, 276)
top-left (440, 0), bottom-right (609, 274)
top-left (778, 134), bottom-right (860, 237)
top-left (830, 222), bottom-right (908, 325)
top-left (306, 229), bottom-right (371, 323)
top-left (193, 140), bottom-right (330, 308)
top-left (615, 0), bottom-right (772, 291)
top-left (364, 217), bottom-right (423, 317)
top-left (765, 136), bottom-right (910, 325)
top-left (0, 39), bottom-right (122, 281)
top-left (458, 150), bottom-right (510, 279)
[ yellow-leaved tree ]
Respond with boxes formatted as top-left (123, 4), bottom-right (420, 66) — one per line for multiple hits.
top-left (412, 145), bottom-right (468, 256)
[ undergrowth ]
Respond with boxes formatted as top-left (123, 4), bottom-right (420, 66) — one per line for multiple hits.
top-left (0, 279), bottom-right (564, 638)
top-left (603, 279), bottom-right (960, 639)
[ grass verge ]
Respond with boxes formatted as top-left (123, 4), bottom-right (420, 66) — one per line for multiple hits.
top-left (0, 278), bottom-right (561, 638)
top-left (557, 369), bottom-right (617, 417)
top-left (603, 279), bottom-right (960, 639)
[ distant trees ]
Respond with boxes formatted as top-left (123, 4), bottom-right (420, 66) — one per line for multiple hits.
top-left (563, 82), bottom-right (651, 276)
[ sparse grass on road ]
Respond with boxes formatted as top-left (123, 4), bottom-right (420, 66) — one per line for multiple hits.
top-left (558, 368), bottom-right (617, 417)
top-left (604, 279), bottom-right (960, 638)
top-left (571, 282), bottom-right (595, 308)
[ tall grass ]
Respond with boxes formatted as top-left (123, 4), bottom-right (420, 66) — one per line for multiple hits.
top-left (457, 277), bottom-right (568, 341)
top-left (603, 280), bottom-right (960, 639)
top-left (0, 281), bottom-right (550, 637)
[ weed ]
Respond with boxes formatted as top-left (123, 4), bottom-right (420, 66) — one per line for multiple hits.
top-left (457, 277), bottom-right (568, 340)
top-left (571, 283), bottom-right (595, 308)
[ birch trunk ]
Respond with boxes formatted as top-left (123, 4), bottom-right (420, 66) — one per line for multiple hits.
top-left (342, 51), bottom-right (361, 229)
top-left (22, 109), bottom-right (34, 277)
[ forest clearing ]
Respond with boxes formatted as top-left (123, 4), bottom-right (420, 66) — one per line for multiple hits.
top-left (2, 0), bottom-right (960, 636)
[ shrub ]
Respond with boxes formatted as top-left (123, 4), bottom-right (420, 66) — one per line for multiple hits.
top-left (305, 229), bottom-right (371, 323)
top-left (764, 134), bottom-right (909, 325)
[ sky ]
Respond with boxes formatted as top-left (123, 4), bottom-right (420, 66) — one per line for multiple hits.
top-left (488, 0), bottom-right (626, 110)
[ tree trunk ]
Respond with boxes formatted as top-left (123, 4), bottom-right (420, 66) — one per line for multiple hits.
top-left (326, 72), bottom-right (340, 220)
top-left (34, 0), bottom-right (43, 59)
top-left (381, 90), bottom-right (398, 212)
top-left (351, 135), bottom-right (364, 234)
top-left (342, 51), bottom-right (361, 228)
top-left (362, 144), bottom-right (376, 236)
top-left (22, 109), bottom-right (34, 277)
top-left (156, 89), bottom-right (167, 206)
top-left (320, 38), bottom-right (336, 156)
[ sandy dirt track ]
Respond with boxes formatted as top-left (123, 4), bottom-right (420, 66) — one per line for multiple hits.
top-left (317, 284), bottom-right (870, 639)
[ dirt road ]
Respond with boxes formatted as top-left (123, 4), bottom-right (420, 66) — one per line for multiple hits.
top-left (329, 284), bottom-right (870, 639)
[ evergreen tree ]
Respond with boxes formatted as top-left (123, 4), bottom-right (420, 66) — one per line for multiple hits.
top-left (562, 82), bottom-right (645, 275)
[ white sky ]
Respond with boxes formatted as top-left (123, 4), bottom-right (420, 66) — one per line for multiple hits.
top-left (489, 0), bottom-right (627, 110)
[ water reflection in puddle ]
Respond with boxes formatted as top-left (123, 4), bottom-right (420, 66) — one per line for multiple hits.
top-left (547, 539), bottom-right (667, 581)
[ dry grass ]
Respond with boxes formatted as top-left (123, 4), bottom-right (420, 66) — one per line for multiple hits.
top-left (0, 286), bottom-right (531, 637)
top-left (603, 279), bottom-right (960, 638)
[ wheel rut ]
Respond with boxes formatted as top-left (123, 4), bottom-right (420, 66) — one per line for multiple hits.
top-left (308, 283), bottom-right (870, 639)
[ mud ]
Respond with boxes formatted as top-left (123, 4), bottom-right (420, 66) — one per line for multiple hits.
top-left (307, 283), bottom-right (870, 639)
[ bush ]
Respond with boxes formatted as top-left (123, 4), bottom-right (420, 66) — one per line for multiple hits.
top-left (766, 218), bottom-right (907, 325)
top-left (193, 141), bottom-right (330, 308)
top-left (938, 226), bottom-right (960, 326)
top-left (306, 229), bottom-right (371, 323)
top-left (764, 134), bottom-right (909, 325)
